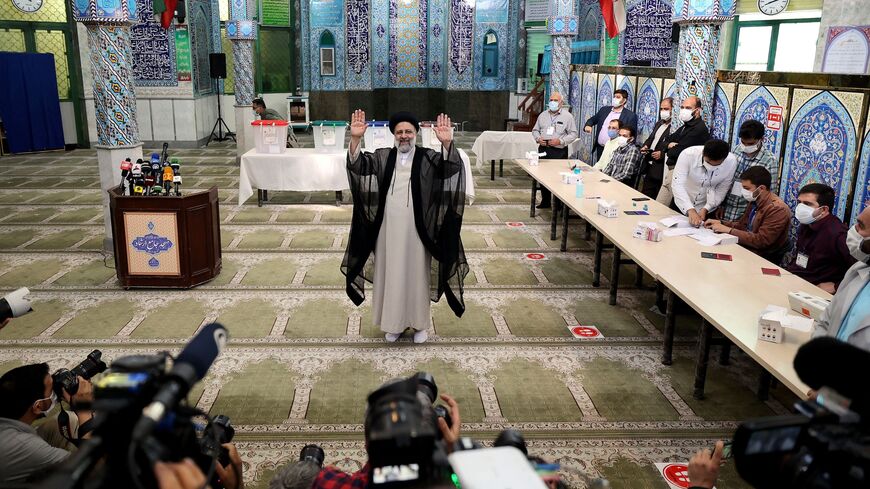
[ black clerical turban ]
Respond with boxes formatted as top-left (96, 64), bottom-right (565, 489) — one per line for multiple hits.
top-left (389, 111), bottom-right (420, 133)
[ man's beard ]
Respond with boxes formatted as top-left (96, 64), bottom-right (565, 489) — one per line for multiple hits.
top-left (397, 140), bottom-right (413, 153)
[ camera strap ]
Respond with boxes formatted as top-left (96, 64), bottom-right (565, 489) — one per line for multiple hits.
top-left (56, 407), bottom-right (94, 447)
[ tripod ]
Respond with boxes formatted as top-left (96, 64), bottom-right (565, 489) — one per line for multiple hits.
top-left (207, 78), bottom-right (235, 145)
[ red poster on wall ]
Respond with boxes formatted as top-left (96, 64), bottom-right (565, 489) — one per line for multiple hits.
top-left (767, 106), bottom-right (784, 131)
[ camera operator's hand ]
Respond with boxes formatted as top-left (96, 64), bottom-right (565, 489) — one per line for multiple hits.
top-left (155, 459), bottom-right (210, 489)
top-left (0, 318), bottom-right (10, 330)
top-left (69, 376), bottom-right (94, 406)
top-left (688, 441), bottom-right (723, 489)
top-left (437, 394), bottom-right (461, 452)
top-left (215, 443), bottom-right (244, 489)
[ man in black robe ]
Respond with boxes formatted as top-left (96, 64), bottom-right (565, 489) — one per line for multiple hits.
top-left (341, 110), bottom-right (468, 343)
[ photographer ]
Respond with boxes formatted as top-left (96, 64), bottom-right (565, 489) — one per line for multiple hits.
top-left (0, 363), bottom-right (94, 483)
top-left (312, 389), bottom-right (461, 488)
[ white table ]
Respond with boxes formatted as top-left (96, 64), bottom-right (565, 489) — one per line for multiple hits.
top-left (238, 148), bottom-right (476, 206)
top-left (516, 158), bottom-right (832, 399)
top-left (471, 131), bottom-right (582, 180)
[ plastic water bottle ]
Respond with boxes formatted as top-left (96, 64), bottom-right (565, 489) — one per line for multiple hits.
top-left (575, 179), bottom-right (584, 198)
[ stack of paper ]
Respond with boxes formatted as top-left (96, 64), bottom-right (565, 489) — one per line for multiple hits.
top-left (759, 305), bottom-right (815, 332)
top-left (659, 215), bottom-right (691, 228)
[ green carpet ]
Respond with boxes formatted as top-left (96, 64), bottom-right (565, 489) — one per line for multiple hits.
top-left (0, 137), bottom-right (785, 488)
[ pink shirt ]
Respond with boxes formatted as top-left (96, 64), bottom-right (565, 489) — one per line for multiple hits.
top-left (597, 109), bottom-right (622, 146)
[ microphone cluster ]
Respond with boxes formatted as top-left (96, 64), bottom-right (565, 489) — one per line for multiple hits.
top-left (118, 150), bottom-right (182, 197)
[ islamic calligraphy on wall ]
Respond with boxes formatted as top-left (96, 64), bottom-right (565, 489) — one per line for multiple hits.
top-left (131, 0), bottom-right (177, 86)
top-left (621, 0), bottom-right (674, 67)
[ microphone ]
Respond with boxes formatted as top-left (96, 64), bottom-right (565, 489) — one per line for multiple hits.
top-left (132, 323), bottom-right (228, 441)
top-left (120, 159), bottom-right (132, 195)
top-left (161, 142), bottom-right (170, 165)
top-left (162, 165), bottom-right (174, 196)
top-left (171, 159), bottom-right (182, 196)
top-left (0, 287), bottom-right (32, 322)
top-left (794, 337), bottom-right (870, 416)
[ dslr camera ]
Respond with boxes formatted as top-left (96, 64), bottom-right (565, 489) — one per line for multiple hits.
top-left (52, 350), bottom-right (107, 398)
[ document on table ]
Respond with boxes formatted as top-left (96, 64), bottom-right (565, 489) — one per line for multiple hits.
top-left (760, 305), bottom-right (815, 332)
top-left (659, 215), bottom-right (691, 228)
top-left (663, 227), bottom-right (697, 237)
top-left (660, 226), bottom-right (736, 245)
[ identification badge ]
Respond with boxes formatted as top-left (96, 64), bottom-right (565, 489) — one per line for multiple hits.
top-left (730, 181), bottom-right (743, 196)
top-left (546, 126), bottom-right (555, 136)
top-left (796, 253), bottom-right (809, 268)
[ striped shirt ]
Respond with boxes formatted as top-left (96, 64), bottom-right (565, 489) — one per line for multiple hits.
top-left (721, 148), bottom-right (779, 222)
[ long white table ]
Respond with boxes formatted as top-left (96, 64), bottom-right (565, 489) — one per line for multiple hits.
top-left (471, 131), bottom-right (582, 180)
top-left (238, 147), bottom-right (476, 206)
top-left (517, 158), bottom-right (832, 399)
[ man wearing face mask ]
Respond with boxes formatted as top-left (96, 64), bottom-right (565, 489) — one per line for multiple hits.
top-left (811, 205), bottom-right (870, 351)
top-left (0, 363), bottom-right (94, 483)
top-left (532, 91), bottom-right (578, 209)
top-left (602, 126), bottom-right (642, 185)
top-left (719, 120), bottom-right (780, 222)
top-left (671, 139), bottom-right (736, 227)
top-left (704, 166), bottom-right (791, 263)
top-left (343, 110), bottom-right (467, 344)
top-left (639, 97), bottom-right (674, 198)
top-left (592, 118), bottom-right (623, 170)
top-left (583, 89), bottom-right (638, 162)
top-left (785, 184), bottom-right (855, 293)
top-left (657, 96), bottom-right (711, 206)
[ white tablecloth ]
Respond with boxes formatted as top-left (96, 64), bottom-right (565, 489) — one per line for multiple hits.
top-left (238, 147), bottom-right (476, 205)
top-left (471, 131), bottom-right (582, 168)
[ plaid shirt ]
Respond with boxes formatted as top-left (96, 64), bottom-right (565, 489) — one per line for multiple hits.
top-left (313, 464), bottom-right (370, 489)
top-left (602, 142), bottom-right (642, 183)
top-left (721, 148), bottom-right (779, 222)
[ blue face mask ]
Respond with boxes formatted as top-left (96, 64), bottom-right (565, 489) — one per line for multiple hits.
top-left (607, 129), bottom-right (618, 139)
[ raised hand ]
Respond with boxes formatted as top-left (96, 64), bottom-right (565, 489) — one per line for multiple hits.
top-left (350, 109), bottom-right (367, 139)
top-left (434, 113), bottom-right (453, 146)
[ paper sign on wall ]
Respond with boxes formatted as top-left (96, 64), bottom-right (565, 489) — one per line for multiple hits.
top-left (767, 106), bottom-right (784, 131)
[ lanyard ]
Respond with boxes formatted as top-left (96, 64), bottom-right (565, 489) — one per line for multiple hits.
top-left (747, 204), bottom-right (758, 229)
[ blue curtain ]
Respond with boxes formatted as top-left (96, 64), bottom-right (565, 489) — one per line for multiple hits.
top-left (0, 52), bottom-right (65, 153)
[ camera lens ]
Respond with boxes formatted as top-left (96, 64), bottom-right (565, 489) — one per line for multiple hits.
top-left (494, 429), bottom-right (528, 456)
top-left (414, 372), bottom-right (438, 403)
top-left (300, 444), bottom-right (325, 467)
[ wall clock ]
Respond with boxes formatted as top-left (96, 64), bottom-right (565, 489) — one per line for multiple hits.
top-left (13, 0), bottom-right (43, 13)
top-left (758, 0), bottom-right (789, 16)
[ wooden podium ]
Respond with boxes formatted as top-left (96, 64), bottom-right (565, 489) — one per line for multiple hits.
top-left (109, 187), bottom-right (222, 288)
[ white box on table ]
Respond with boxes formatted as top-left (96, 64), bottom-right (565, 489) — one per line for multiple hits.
top-left (788, 291), bottom-right (830, 320)
top-left (597, 199), bottom-right (618, 218)
top-left (364, 121), bottom-right (392, 150)
top-left (559, 171), bottom-right (582, 185)
top-left (251, 120), bottom-right (288, 154)
top-left (312, 121), bottom-right (348, 151)
top-left (632, 222), bottom-right (662, 242)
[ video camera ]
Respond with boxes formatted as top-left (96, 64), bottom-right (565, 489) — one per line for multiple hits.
top-left (0, 287), bottom-right (33, 323)
top-left (30, 323), bottom-right (230, 489)
top-left (732, 338), bottom-right (870, 489)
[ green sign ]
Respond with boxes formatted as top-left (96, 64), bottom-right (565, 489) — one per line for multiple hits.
top-left (604, 35), bottom-right (619, 66)
top-left (262, 0), bottom-right (290, 26)
top-left (175, 27), bottom-right (192, 82)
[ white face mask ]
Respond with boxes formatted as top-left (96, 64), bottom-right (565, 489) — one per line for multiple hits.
top-left (612, 97), bottom-right (624, 107)
top-left (548, 101), bottom-right (560, 112)
top-left (702, 161), bottom-right (716, 172)
top-left (660, 109), bottom-right (671, 120)
top-left (34, 392), bottom-right (57, 416)
top-left (740, 143), bottom-right (760, 154)
top-left (741, 187), bottom-right (757, 202)
top-left (679, 108), bottom-right (694, 122)
top-left (615, 136), bottom-right (629, 147)
top-left (847, 226), bottom-right (870, 262)
top-left (795, 203), bottom-right (818, 225)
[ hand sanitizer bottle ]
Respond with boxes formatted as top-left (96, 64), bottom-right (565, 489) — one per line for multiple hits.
top-left (574, 168), bottom-right (584, 198)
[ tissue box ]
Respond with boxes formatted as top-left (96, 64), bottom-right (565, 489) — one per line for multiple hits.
top-left (597, 200), bottom-right (618, 218)
top-left (788, 291), bottom-right (830, 320)
top-left (559, 172), bottom-right (582, 185)
top-left (632, 222), bottom-right (662, 242)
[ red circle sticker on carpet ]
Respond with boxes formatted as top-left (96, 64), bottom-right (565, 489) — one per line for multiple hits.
top-left (505, 222), bottom-right (525, 227)
top-left (662, 464), bottom-right (690, 488)
top-left (570, 326), bottom-right (600, 338)
top-left (526, 253), bottom-right (545, 260)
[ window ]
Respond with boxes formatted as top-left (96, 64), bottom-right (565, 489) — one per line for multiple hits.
top-left (319, 30), bottom-right (335, 76)
top-left (730, 13), bottom-right (820, 72)
top-left (482, 30), bottom-right (498, 77)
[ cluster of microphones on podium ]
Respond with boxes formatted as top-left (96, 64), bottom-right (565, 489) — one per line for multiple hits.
top-left (118, 143), bottom-right (182, 197)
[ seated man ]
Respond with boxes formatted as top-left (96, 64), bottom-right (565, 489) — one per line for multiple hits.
top-left (671, 139), bottom-right (737, 227)
top-left (0, 363), bottom-right (93, 483)
top-left (602, 125), bottom-right (642, 186)
top-left (253, 98), bottom-right (283, 120)
top-left (704, 166), bottom-right (791, 263)
top-left (592, 118), bottom-right (623, 171)
top-left (786, 183), bottom-right (855, 293)
top-left (812, 204), bottom-right (870, 351)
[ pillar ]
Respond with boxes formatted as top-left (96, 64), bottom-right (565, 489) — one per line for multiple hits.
top-left (227, 0), bottom-right (258, 160)
top-left (72, 0), bottom-right (144, 249)
top-left (672, 0), bottom-right (735, 125)
top-left (547, 1), bottom-right (579, 101)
